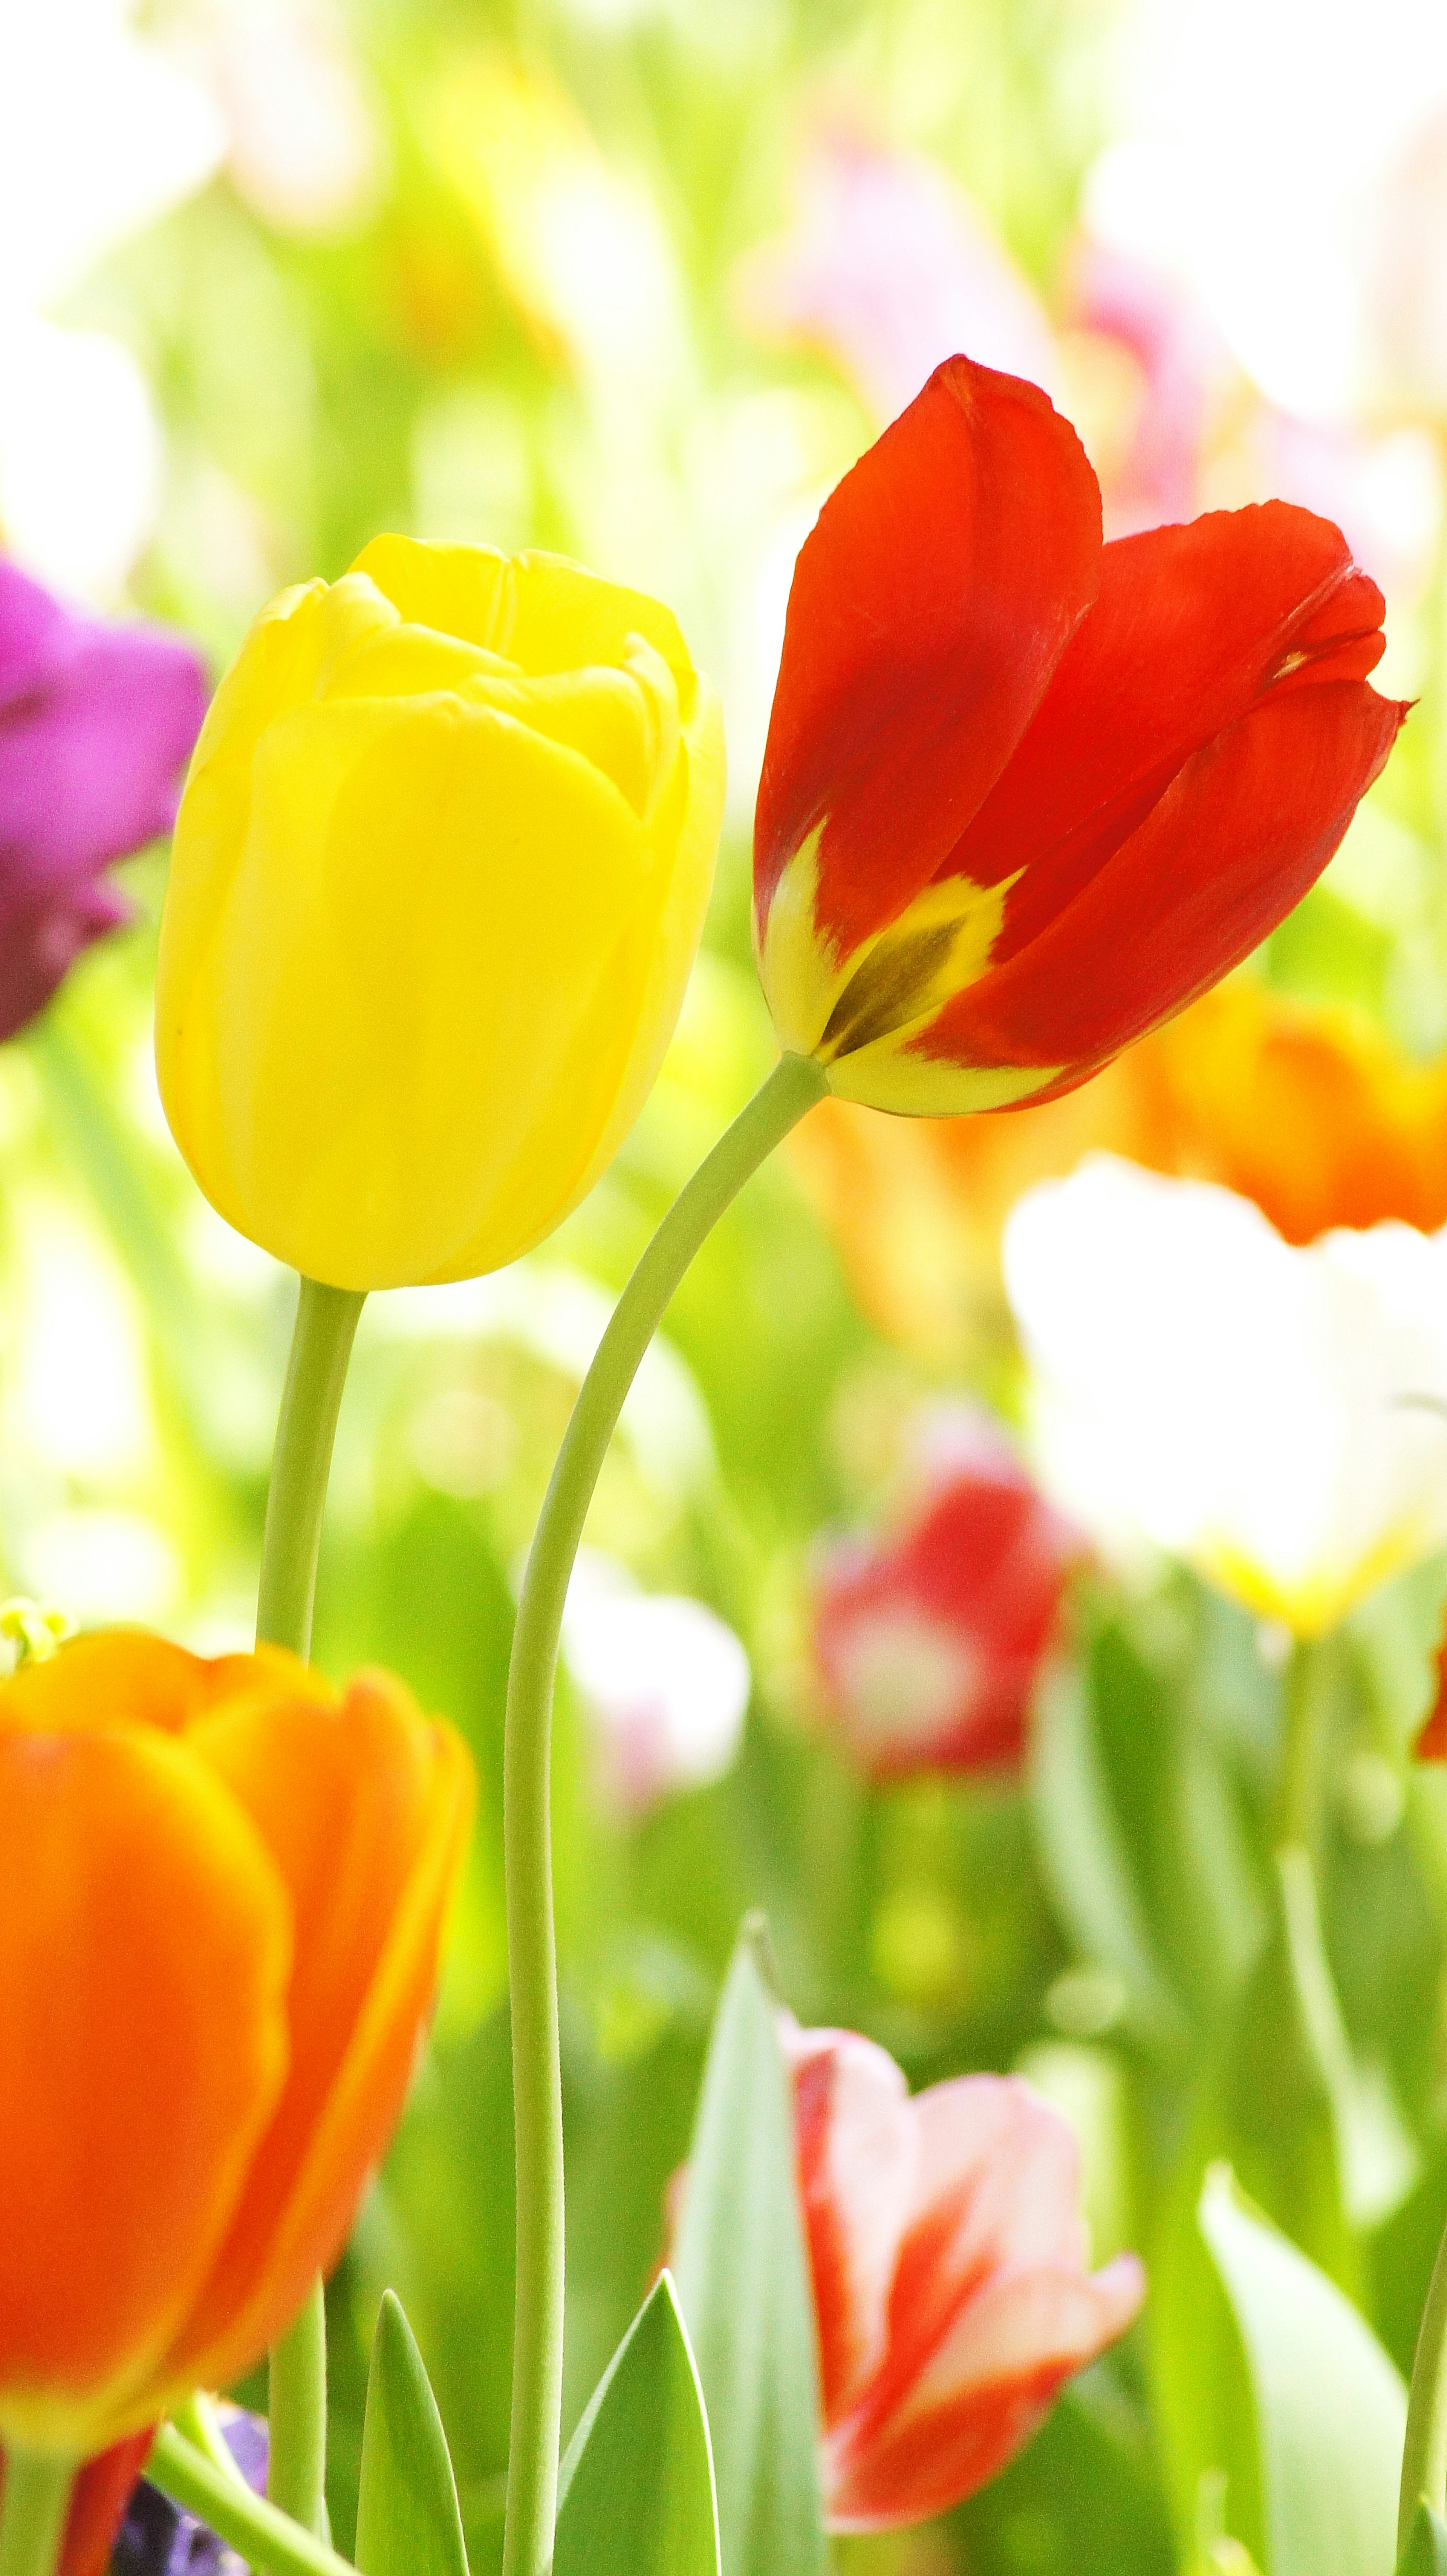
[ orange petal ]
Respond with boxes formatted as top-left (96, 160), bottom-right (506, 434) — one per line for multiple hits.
top-left (0, 1728), bottom-right (290, 2452)
top-left (163, 1674), bottom-right (474, 2390)
top-left (0, 1632), bottom-right (317, 1738)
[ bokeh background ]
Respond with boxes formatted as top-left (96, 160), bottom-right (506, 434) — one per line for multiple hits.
top-left (12, 2), bottom-right (1447, 2569)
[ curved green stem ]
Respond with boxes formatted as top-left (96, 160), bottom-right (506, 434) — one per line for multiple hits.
top-left (257, 1279), bottom-right (366, 1660)
top-left (150, 2426), bottom-right (354, 2576)
top-left (1277, 1637), bottom-right (1325, 1854)
top-left (501, 1050), bottom-right (828, 2576)
top-left (257, 1276), bottom-right (366, 2536)
top-left (1401, 2212), bottom-right (1447, 2552)
top-left (0, 2454), bottom-right (73, 2576)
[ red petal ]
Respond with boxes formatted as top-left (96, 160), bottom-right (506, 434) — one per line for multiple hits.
top-left (917, 675), bottom-right (1405, 1090)
top-left (784, 2022), bottom-right (916, 2426)
top-left (941, 502), bottom-right (1384, 969)
top-left (753, 357), bottom-right (1101, 963)
top-left (826, 2257), bottom-right (1145, 2531)
top-left (59, 2436), bottom-right (154, 2576)
top-left (1416, 1641), bottom-right (1447, 1759)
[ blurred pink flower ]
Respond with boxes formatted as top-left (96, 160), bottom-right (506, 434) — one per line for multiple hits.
top-left (0, 559), bottom-right (208, 1038)
top-left (785, 2020), bottom-right (1145, 2532)
top-left (812, 1410), bottom-right (1082, 1780)
top-left (734, 116), bottom-right (1056, 424)
top-left (1067, 241), bottom-right (1227, 533)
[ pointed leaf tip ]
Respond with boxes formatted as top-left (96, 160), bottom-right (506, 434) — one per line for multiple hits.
top-left (355, 2288), bottom-right (469, 2576)
top-left (555, 2270), bottom-right (719, 2576)
top-left (673, 1928), bottom-right (828, 2576)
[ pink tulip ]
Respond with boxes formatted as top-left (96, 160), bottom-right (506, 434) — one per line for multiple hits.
top-left (786, 2020), bottom-right (1145, 2532)
top-left (812, 1411), bottom-right (1081, 1778)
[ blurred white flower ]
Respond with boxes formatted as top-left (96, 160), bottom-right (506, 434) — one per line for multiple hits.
top-left (0, 0), bottom-right (224, 309)
top-left (0, 0), bottom-right (223, 596)
top-left (184, 0), bottom-right (384, 237)
top-left (1090, 0), bottom-right (1447, 424)
top-left (0, 311), bottom-right (162, 599)
top-left (1003, 1156), bottom-right (1447, 1636)
top-left (561, 1550), bottom-right (751, 1814)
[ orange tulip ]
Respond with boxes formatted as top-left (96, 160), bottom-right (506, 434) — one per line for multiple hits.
top-left (0, 1631), bottom-right (473, 2459)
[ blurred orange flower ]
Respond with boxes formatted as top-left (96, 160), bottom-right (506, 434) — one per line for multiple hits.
top-left (792, 977), bottom-right (1447, 1356)
top-left (0, 1631), bottom-right (473, 2458)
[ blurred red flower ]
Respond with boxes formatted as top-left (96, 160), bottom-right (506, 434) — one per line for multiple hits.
top-left (786, 2020), bottom-right (1144, 2532)
top-left (812, 1412), bottom-right (1081, 1777)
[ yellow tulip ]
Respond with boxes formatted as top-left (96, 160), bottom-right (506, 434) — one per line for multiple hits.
top-left (155, 537), bottom-right (725, 1289)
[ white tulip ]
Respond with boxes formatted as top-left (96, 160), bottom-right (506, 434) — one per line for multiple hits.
top-left (1002, 1155), bottom-right (1447, 1634)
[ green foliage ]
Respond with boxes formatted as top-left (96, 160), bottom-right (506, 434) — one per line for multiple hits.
top-left (671, 1928), bottom-right (828, 2576)
top-left (1200, 2167), bottom-right (1406, 2576)
top-left (354, 2291), bottom-right (470, 2576)
top-left (554, 2272), bottom-right (719, 2576)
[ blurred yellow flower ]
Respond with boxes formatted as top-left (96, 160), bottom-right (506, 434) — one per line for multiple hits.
top-left (156, 533), bottom-right (725, 1289)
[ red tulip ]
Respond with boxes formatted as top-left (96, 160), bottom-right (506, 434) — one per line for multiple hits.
top-left (0, 2435), bottom-right (152, 2576)
top-left (754, 354), bottom-right (1406, 1115)
top-left (813, 1410), bottom-right (1081, 1776)
top-left (785, 2021), bottom-right (1144, 2532)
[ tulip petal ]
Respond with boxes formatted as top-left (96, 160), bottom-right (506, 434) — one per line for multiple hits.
top-left (55, 2435), bottom-right (154, 2576)
top-left (0, 1632), bottom-right (313, 1737)
top-left (941, 503), bottom-right (1386, 959)
top-left (0, 1729), bottom-right (290, 2452)
top-left (754, 357), bottom-right (1101, 966)
top-left (912, 676), bottom-right (1405, 1099)
top-left (162, 685), bottom-right (717, 1286)
top-left (165, 1677), bottom-right (473, 2391)
top-left (826, 2255), bottom-right (1145, 2530)
top-left (784, 2025), bottom-right (916, 2425)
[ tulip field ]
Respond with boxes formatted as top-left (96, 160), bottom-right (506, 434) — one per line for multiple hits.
top-left (10, 5), bottom-right (1447, 2576)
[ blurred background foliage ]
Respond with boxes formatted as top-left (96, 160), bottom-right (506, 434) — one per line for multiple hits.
top-left (13, 0), bottom-right (1447, 2568)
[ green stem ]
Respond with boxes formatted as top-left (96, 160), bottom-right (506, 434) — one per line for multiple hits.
top-left (257, 1277), bottom-right (365, 2536)
top-left (256, 1279), bottom-right (366, 1661)
top-left (1277, 1636), bottom-right (1325, 1854)
top-left (149, 2427), bottom-right (354, 2576)
top-left (0, 2454), bottom-right (73, 2576)
top-left (501, 1050), bottom-right (827, 2576)
top-left (1401, 2211), bottom-right (1447, 2552)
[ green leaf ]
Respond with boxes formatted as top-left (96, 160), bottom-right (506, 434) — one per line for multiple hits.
top-left (354, 2289), bottom-right (469, 2576)
top-left (1399, 2503), bottom-right (1447, 2575)
top-left (671, 1924), bottom-right (828, 2576)
top-left (1199, 2166), bottom-right (1406, 2576)
top-left (1029, 1651), bottom-right (1189, 2055)
top-left (554, 2270), bottom-right (719, 2576)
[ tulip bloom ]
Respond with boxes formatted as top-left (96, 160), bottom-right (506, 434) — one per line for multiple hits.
top-left (0, 559), bottom-right (207, 1041)
top-left (813, 1409), bottom-right (1081, 1776)
top-left (1005, 1155), bottom-right (1447, 1635)
top-left (785, 2021), bottom-right (1144, 2530)
top-left (754, 355), bottom-right (1405, 1115)
top-left (0, 1630), bottom-right (473, 2457)
top-left (156, 536), bottom-right (724, 1290)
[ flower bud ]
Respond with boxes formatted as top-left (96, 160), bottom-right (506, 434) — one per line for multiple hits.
top-left (156, 537), bottom-right (725, 1288)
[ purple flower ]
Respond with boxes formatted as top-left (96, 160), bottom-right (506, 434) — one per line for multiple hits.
top-left (0, 558), bottom-right (208, 1040)
top-left (113, 2410), bottom-right (268, 2576)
